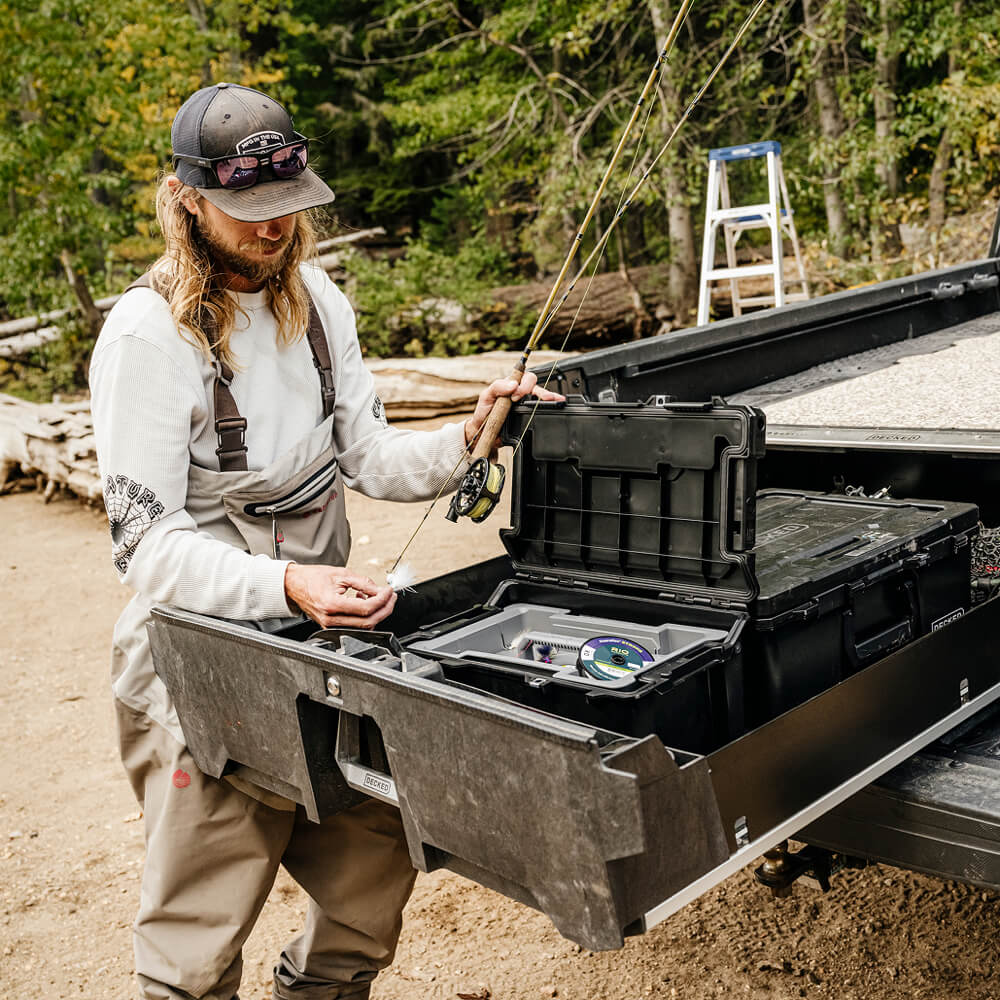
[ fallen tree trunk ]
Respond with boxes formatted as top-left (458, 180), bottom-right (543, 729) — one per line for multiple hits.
top-left (0, 350), bottom-right (570, 502)
top-left (486, 264), bottom-right (672, 342)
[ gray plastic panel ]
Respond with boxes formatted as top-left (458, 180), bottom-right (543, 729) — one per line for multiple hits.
top-left (801, 756), bottom-right (1000, 888)
top-left (148, 609), bottom-right (728, 952)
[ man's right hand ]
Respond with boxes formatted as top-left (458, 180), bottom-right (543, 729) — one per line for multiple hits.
top-left (284, 564), bottom-right (397, 629)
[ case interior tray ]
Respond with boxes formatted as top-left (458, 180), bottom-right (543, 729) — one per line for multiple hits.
top-left (408, 602), bottom-right (727, 690)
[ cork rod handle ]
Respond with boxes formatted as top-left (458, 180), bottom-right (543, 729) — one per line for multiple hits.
top-left (470, 362), bottom-right (526, 462)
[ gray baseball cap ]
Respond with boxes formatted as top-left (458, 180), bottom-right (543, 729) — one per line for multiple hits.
top-left (171, 82), bottom-right (334, 222)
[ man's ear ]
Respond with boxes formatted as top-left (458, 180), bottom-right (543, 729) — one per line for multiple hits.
top-left (167, 176), bottom-right (200, 217)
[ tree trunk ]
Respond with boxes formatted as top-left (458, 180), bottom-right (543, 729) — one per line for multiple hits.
top-left (928, 0), bottom-right (963, 264)
top-left (647, 1), bottom-right (698, 324)
top-left (60, 250), bottom-right (107, 341)
top-left (873, 0), bottom-right (899, 199)
top-left (801, 0), bottom-right (850, 256)
top-left (184, 0), bottom-right (213, 84)
top-left (873, 0), bottom-right (901, 258)
top-left (491, 264), bottom-right (667, 343)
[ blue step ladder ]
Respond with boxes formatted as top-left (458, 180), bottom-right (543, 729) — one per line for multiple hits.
top-left (696, 141), bottom-right (809, 325)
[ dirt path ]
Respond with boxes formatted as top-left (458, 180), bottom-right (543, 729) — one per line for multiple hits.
top-left (3, 433), bottom-right (1000, 998)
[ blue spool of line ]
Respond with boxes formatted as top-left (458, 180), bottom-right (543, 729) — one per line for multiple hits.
top-left (578, 636), bottom-right (654, 681)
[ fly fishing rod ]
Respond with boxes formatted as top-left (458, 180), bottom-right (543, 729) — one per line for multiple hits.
top-left (447, 0), bottom-right (767, 525)
top-left (445, 0), bottom-right (695, 524)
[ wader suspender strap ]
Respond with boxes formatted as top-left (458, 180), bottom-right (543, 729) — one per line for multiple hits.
top-left (125, 274), bottom-right (336, 472)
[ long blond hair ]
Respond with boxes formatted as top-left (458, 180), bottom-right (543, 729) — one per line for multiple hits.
top-left (152, 176), bottom-right (319, 369)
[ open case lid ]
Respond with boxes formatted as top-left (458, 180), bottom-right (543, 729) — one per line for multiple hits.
top-left (499, 397), bottom-right (765, 606)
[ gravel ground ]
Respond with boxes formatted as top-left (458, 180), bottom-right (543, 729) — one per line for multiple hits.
top-left (733, 313), bottom-right (1000, 427)
top-left (6, 484), bottom-right (1000, 1000)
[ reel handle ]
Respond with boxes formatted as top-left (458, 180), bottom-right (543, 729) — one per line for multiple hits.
top-left (469, 361), bottom-right (526, 461)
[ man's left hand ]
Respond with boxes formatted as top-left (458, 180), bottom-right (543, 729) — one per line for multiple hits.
top-left (464, 372), bottom-right (565, 450)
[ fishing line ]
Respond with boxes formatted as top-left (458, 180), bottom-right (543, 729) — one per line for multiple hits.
top-left (530, 0), bottom-right (768, 346)
top-left (388, 0), bottom-right (767, 575)
top-left (510, 16), bottom-right (678, 462)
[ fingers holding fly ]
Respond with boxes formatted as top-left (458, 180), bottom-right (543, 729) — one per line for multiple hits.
top-left (317, 587), bottom-right (396, 629)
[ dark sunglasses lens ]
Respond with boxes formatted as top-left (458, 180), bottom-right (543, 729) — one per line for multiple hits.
top-left (215, 156), bottom-right (260, 189)
top-left (271, 143), bottom-right (308, 179)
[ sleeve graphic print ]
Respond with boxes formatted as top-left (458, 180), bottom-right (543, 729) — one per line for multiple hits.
top-left (104, 474), bottom-right (165, 574)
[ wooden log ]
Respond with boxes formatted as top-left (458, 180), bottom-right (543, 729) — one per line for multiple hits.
top-left (486, 264), bottom-right (671, 342)
top-left (0, 326), bottom-right (61, 358)
top-left (0, 393), bottom-right (102, 500)
top-left (0, 350), bottom-right (569, 502)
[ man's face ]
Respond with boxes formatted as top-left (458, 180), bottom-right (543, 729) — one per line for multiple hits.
top-left (193, 197), bottom-right (298, 287)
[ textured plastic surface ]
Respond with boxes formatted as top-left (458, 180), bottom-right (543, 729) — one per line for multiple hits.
top-left (409, 602), bottom-right (726, 690)
top-left (744, 489), bottom-right (978, 723)
top-left (752, 490), bottom-right (978, 618)
top-left (500, 398), bottom-right (765, 604)
top-left (407, 577), bottom-right (748, 754)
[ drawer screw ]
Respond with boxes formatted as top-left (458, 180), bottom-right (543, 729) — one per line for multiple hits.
top-left (326, 676), bottom-right (341, 698)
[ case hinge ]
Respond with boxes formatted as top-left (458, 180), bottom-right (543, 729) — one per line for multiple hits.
top-left (521, 572), bottom-right (589, 588)
top-left (657, 591), bottom-right (737, 609)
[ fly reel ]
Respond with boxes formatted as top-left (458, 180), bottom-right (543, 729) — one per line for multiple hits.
top-left (446, 457), bottom-right (506, 523)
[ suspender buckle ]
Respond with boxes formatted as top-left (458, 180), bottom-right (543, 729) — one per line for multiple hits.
top-left (213, 358), bottom-right (235, 387)
top-left (214, 416), bottom-right (248, 461)
top-left (316, 366), bottom-right (337, 415)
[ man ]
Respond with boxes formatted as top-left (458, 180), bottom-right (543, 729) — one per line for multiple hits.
top-left (90, 82), bottom-right (560, 1000)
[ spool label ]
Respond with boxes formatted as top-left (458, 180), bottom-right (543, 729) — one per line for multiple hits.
top-left (578, 635), bottom-right (654, 681)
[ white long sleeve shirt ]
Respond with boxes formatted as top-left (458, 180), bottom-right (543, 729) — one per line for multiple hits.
top-left (90, 261), bottom-right (469, 624)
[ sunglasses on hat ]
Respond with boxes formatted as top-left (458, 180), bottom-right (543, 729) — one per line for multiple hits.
top-left (173, 138), bottom-right (309, 190)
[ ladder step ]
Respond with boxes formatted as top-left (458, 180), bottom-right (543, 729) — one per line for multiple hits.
top-left (706, 264), bottom-right (779, 280)
top-left (708, 204), bottom-right (775, 222)
top-left (723, 209), bottom-right (792, 227)
top-left (733, 292), bottom-right (810, 307)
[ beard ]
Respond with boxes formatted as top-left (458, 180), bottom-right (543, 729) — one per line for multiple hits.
top-left (195, 215), bottom-right (295, 284)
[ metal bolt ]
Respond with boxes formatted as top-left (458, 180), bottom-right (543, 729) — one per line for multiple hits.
top-left (326, 676), bottom-right (341, 698)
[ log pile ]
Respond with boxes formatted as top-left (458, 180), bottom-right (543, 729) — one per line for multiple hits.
top-left (0, 394), bottom-right (100, 501)
top-left (0, 350), bottom-right (570, 503)
top-left (487, 264), bottom-right (670, 342)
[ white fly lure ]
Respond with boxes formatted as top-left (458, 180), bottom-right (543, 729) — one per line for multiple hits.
top-left (386, 562), bottom-right (418, 593)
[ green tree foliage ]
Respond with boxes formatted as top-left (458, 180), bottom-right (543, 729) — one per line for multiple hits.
top-left (1, 0), bottom-right (998, 390)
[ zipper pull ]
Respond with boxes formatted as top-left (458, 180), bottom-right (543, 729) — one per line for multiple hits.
top-left (267, 506), bottom-right (283, 559)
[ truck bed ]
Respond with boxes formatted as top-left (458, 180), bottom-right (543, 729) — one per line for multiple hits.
top-left (149, 250), bottom-right (1000, 947)
top-left (544, 256), bottom-right (1000, 894)
top-left (733, 297), bottom-right (1000, 886)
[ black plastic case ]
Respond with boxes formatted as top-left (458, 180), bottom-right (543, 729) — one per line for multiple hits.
top-left (400, 398), bottom-right (977, 752)
top-left (402, 397), bottom-right (764, 753)
top-left (747, 489), bottom-right (977, 722)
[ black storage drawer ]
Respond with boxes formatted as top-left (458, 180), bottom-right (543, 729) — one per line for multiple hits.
top-left (148, 594), bottom-right (1000, 953)
top-left (145, 394), bottom-right (989, 954)
top-left (402, 578), bottom-right (748, 755)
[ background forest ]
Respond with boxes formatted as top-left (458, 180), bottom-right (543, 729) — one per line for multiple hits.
top-left (1, 0), bottom-right (999, 397)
